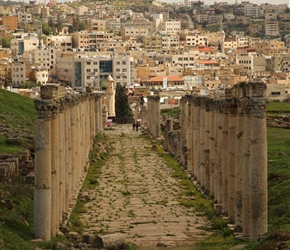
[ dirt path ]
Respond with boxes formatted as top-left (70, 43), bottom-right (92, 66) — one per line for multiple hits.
top-left (79, 124), bottom-right (212, 249)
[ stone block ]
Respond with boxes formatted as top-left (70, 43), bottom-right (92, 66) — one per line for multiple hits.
top-left (40, 84), bottom-right (66, 100)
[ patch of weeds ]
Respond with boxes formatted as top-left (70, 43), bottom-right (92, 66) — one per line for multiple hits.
top-left (121, 190), bottom-right (131, 196)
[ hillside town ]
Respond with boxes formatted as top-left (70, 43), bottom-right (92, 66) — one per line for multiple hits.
top-left (0, 0), bottom-right (289, 102)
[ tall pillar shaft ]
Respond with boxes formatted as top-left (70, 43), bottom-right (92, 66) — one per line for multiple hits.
top-left (228, 111), bottom-right (237, 221)
top-left (235, 112), bottom-right (244, 227)
top-left (34, 118), bottom-right (52, 241)
top-left (250, 115), bottom-right (267, 240)
top-left (51, 115), bottom-right (59, 237)
top-left (222, 112), bottom-right (229, 214)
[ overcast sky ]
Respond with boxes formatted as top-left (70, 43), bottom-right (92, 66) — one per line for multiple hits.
top-left (160, 0), bottom-right (289, 5)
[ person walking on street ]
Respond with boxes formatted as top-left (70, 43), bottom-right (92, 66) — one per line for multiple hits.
top-left (132, 121), bottom-right (136, 131)
top-left (135, 121), bottom-right (139, 131)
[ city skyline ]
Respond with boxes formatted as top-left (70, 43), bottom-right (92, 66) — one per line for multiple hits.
top-left (159, 0), bottom-right (289, 5)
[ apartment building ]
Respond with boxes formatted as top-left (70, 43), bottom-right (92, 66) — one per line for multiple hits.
top-left (265, 21), bottom-right (280, 37)
top-left (120, 27), bottom-right (148, 39)
top-left (2, 15), bottom-right (18, 31)
top-left (196, 14), bottom-right (208, 23)
top-left (10, 33), bottom-right (40, 56)
top-left (57, 53), bottom-right (134, 89)
top-left (142, 35), bottom-right (162, 52)
top-left (45, 35), bottom-right (72, 51)
top-left (71, 31), bottom-right (114, 48)
top-left (185, 33), bottom-right (207, 47)
top-left (11, 61), bottom-right (26, 84)
top-left (160, 20), bottom-right (181, 34)
top-left (17, 11), bottom-right (32, 23)
top-left (161, 34), bottom-right (180, 52)
top-left (88, 19), bottom-right (106, 32)
top-left (244, 3), bottom-right (263, 17)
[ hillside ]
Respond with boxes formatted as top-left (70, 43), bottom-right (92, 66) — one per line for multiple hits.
top-left (0, 89), bottom-right (36, 154)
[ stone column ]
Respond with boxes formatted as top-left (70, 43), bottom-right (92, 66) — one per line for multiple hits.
top-left (228, 102), bottom-right (237, 222)
top-left (193, 100), bottom-right (200, 180)
top-left (250, 99), bottom-right (268, 240)
top-left (222, 103), bottom-right (229, 214)
top-left (187, 100), bottom-right (193, 171)
top-left (204, 103), bottom-right (210, 192)
top-left (209, 105), bottom-right (215, 197)
top-left (242, 111), bottom-right (251, 237)
top-left (95, 96), bottom-right (100, 133)
top-left (51, 113), bottom-right (59, 237)
top-left (199, 98), bottom-right (205, 189)
top-left (70, 105), bottom-right (77, 198)
top-left (34, 114), bottom-right (52, 241)
top-left (215, 104), bottom-right (223, 204)
top-left (58, 111), bottom-right (65, 223)
top-left (235, 103), bottom-right (244, 228)
top-left (179, 97), bottom-right (188, 167)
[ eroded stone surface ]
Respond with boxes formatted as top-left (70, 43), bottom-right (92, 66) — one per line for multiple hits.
top-left (78, 124), bottom-right (212, 248)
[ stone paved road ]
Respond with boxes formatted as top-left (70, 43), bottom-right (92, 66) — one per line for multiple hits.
top-left (79, 124), bottom-right (212, 249)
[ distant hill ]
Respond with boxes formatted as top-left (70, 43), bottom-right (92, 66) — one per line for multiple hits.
top-left (0, 89), bottom-right (36, 154)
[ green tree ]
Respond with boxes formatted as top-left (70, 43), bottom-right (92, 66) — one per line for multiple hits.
top-left (1, 37), bottom-right (11, 48)
top-left (115, 83), bottom-right (133, 124)
top-left (42, 22), bottom-right (52, 36)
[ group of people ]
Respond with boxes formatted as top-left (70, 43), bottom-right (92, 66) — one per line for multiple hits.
top-left (132, 121), bottom-right (140, 131)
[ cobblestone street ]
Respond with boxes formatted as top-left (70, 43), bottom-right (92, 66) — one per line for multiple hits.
top-left (79, 124), bottom-right (212, 249)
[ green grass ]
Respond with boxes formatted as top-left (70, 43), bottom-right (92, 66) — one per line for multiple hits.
top-left (0, 89), bottom-right (36, 153)
top-left (266, 101), bottom-right (290, 113)
top-left (160, 106), bottom-right (181, 118)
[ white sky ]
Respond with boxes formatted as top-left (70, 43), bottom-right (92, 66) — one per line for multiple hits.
top-left (160, 0), bottom-right (288, 5)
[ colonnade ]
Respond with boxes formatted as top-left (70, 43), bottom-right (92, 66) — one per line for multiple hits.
top-left (179, 82), bottom-right (268, 240)
top-left (34, 84), bottom-right (104, 241)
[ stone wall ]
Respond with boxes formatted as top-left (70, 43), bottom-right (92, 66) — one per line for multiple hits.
top-left (34, 84), bottom-right (104, 241)
top-left (164, 82), bottom-right (268, 241)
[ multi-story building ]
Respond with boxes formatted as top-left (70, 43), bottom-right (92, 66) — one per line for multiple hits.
top-left (120, 27), bottom-right (148, 39)
top-left (2, 15), bottom-right (18, 31)
top-left (196, 14), bottom-right (208, 23)
top-left (185, 33), bottom-right (207, 47)
top-left (71, 31), bottom-right (114, 49)
top-left (265, 21), bottom-right (280, 36)
top-left (10, 33), bottom-right (41, 56)
top-left (56, 53), bottom-right (134, 89)
top-left (244, 3), bottom-right (263, 17)
top-left (142, 35), bottom-right (162, 52)
top-left (45, 35), bottom-right (72, 51)
top-left (17, 11), bottom-right (32, 23)
top-left (88, 19), bottom-right (106, 32)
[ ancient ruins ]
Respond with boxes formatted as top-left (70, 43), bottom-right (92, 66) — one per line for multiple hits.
top-left (34, 84), bottom-right (105, 240)
top-left (162, 82), bottom-right (268, 241)
top-left (34, 81), bottom-right (268, 242)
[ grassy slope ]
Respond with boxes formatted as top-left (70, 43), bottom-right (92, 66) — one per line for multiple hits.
top-left (0, 90), bottom-right (36, 249)
top-left (0, 89), bottom-right (36, 153)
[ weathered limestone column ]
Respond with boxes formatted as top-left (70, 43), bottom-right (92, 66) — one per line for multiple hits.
top-left (95, 95), bottom-right (103, 133)
top-left (34, 84), bottom-right (66, 241)
top-left (221, 102), bottom-right (229, 214)
top-left (193, 99), bottom-right (200, 180)
top-left (204, 102), bottom-right (210, 192)
top-left (249, 97), bottom-right (268, 240)
top-left (215, 103), bottom-right (223, 205)
top-left (242, 109), bottom-right (251, 237)
top-left (34, 113), bottom-right (52, 241)
top-left (235, 101), bottom-right (244, 228)
top-left (190, 100), bottom-right (195, 174)
top-left (199, 98), bottom-right (206, 188)
top-left (70, 105), bottom-right (78, 198)
top-left (58, 111), bottom-right (65, 222)
top-left (187, 100), bottom-right (193, 171)
top-left (209, 104), bottom-right (215, 197)
top-left (51, 113), bottom-right (59, 237)
top-left (147, 96), bottom-right (160, 138)
top-left (64, 107), bottom-right (71, 209)
top-left (179, 97), bottom-right (188, 167)
top-left (228, 101), bottom-right (237, 222)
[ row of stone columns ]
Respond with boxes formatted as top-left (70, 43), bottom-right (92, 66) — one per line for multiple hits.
top-left (147, 96), bottom-right (161, 138)
top-left (180, 82), bottom-right (268, 241)
top-left (34, 85), bottom-right (103, 241)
